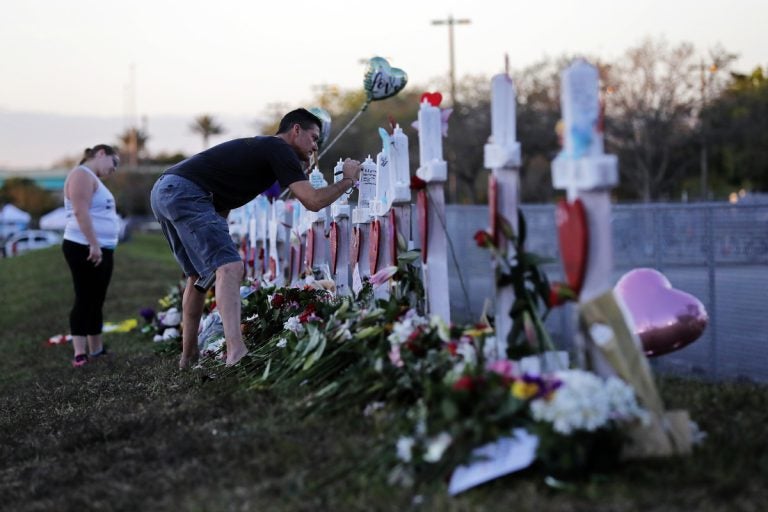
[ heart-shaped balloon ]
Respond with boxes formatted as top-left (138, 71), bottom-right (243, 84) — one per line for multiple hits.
top-left (308, 107), bottom-right (332, 147)
top-left (615, 268), bottom-right (708, 357)
top-left (420, 91), bottom-right (442, 107)
top-left (556, 198), bottom-right (588, 296)
top-left (364, 57), bottom-right (408, 102)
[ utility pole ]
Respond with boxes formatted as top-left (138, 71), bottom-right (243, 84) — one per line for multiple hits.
top-left (431, 15), bottom-right (471, 107)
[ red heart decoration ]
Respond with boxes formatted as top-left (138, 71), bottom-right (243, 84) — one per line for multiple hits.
top-left (329, 222), bottom-right (339, 275)
top-left (488, 176), bottom-right (498, 245)
top-left (304, 229), bottom-right (314, 271)
top-left (417, 189), bottom-right (429, 263)
top-left (615, 268), bottom-right (708, 357)
top-left (420, 91), bottom-right (442, 107)
top-left (350, 226), bottom-right (361, 265)
top-left (369, 220), bottom-right (381, 273)
top-left (555, 198), bottom-right (588, 296)
top-left (288, 246), bottom-right (296, 282)
top-left (389, 209), bottom-right (398, 266)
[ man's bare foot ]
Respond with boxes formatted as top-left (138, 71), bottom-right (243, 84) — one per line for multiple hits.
top-left (225, 345), bottom-right (249, 367)
top-left (179, 351), bottom-right (200, 370)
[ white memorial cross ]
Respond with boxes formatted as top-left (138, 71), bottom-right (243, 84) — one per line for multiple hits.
top-left (350, 155), bottom-right (377, 291)
top-left (369, 129), bottom-right (398, 300)
top-left (251, 195), bottom-right (269, 280)
top-left (289, 200), bottom-right (304, 286)
top-left (550, 59), bottom-right (619, 372)
top-left (303, 167), bottom-right (329, 275)
top-left (483, 72), bottom-right (522, 360)
top-left (330, 159), bottom-right (353, 295)
top-left (266, 199), bottom-right (288, 286)
top-left (415, 99), bottom-right (451, 322)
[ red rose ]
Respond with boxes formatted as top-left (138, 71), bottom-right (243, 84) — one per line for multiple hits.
top-left (270, 293), bottom-right (285, 308)
top-left (452, 375), bottom-right (474, 392)
top-left (548, 281), bottom-right (576, 307)
top-left (473, 230), bottom-right (493, 248)
top-left (410, 175), bottom-right (427, 190)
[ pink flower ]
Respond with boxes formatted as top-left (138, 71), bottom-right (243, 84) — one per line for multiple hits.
top-left (369, 266), bottom-right (398, 287)
top-left (487, 359), bottom-right (518, 379)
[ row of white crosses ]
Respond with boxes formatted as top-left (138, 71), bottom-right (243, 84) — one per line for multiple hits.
top-left (484, 58), bottom-right (619, 365)
top-left (230, 110), bottom-right (428, 304)
top-left (233, 60), bottom-right (616, 361)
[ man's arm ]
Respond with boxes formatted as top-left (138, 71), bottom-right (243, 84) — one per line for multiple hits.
top-left (289, 177), bottom-right (356, 212)
top-left (288, 158), bottom-right (360, 212)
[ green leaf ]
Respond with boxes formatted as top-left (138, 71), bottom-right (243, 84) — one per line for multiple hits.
top-left (303, 336), bottom-right (327, 370)
top-left (261, 358), bottom-right (271, 380)
top-left (397, 250), bottom-right (421, 265)
top-left (516, 208), bottom-right (527, 248)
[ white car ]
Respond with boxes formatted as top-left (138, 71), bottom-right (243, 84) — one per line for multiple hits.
top-left (4, 230), bottom-right (62, 257)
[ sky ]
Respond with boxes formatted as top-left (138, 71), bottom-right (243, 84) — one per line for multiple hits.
top-left (0, 0), bottom-right (765, 169)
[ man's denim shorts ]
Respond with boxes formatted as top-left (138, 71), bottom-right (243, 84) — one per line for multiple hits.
top-left (150, 174), bottom-right (241, 279)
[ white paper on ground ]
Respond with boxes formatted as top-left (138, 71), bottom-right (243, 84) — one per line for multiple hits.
top-left (352, 263), bottom-right (363, 296)
top-left (448, 428), bottom-right (539, 495)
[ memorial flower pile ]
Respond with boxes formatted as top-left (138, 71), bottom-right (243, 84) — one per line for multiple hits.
top-left (144, 210), bottom-right (689, 492)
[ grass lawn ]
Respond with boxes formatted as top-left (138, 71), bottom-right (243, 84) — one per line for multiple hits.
top-left (0, 233), bottom-right (766, 511)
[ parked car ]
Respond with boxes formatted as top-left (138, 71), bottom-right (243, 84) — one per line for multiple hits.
top-left (3, 230), bottom-right (62, 257)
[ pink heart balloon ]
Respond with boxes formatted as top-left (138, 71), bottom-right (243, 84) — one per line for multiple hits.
top-left (615, 268), bottom-right (708, 357)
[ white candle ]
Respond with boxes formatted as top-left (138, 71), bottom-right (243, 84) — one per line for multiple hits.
top-left (333, 158), bottom-right (351, 203)
top-left (392, 124), bottom-right (410, 186)
top-left (358, 155), bottom-right (377, 209)
top-left (418, 100), bottom-right (442, 164)
top-left (375, 150), bottom-right (391, 206)
top-left (309, 166), bottom-right (326, 189)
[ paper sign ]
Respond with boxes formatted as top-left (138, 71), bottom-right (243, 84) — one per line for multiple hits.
top-left (448, 428), bottom-right (538, 495)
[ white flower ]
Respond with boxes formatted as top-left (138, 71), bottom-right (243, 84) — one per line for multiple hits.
top-left (387, 309), bottom-right (429, 346)
top-left (429, 315), bottom-right (451, 342)
top-left (423, 432), bottom-right (453, 462)
top-left (202, 337), bottom-right (225, 356)
top-left (162, 328), bottom-right (180, 341)
top-left (363, 401), bottom-right (385, 417)
top-left (396, 436), bottom-right (415, 462)
top-left (283, 316), bottom-right (304, 335)
top-left (530, 370), bottom-right (645, 435)
top-left (455, 338), bottom-right (477, 366)
top-left (276, 338), bottom-right (287, 348)
top-left (159, 307), bottom-right (181, 327)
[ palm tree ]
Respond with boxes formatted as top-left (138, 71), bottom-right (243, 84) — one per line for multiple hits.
top-left (190, 114), bottom-right (225, 149)
top-left (117, 127), bottom-right (150, 167)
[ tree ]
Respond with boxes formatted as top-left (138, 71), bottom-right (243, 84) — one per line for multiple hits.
top-left (0, 178), bottom-right (58, 219)
top-left (602, 38), bottom-right (706, 201)
top-left (117, 127), bottom-right (150, 167)
top-left (705, 67), bottom-right (768, 193)
top-left (190, 115), bottom-right (225, 150)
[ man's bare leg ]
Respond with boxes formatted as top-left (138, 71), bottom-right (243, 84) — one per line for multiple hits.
top-left (180, 276), bottom-right (205, 369)
top-left (216, 261), bottom-right (248, 366)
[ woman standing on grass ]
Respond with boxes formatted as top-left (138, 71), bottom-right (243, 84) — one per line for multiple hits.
top-left (62, 144), bottom-right (120, 367)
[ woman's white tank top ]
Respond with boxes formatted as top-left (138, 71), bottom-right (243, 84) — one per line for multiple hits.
top-left (63, 165), bottom-right (119, 248)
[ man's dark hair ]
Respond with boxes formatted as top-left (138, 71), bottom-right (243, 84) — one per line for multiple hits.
top-left (276, 108), bottom-right (322, 134)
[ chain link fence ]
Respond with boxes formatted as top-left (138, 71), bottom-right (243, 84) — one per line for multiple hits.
top-left (443, 202), bottom-right (768, 382)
